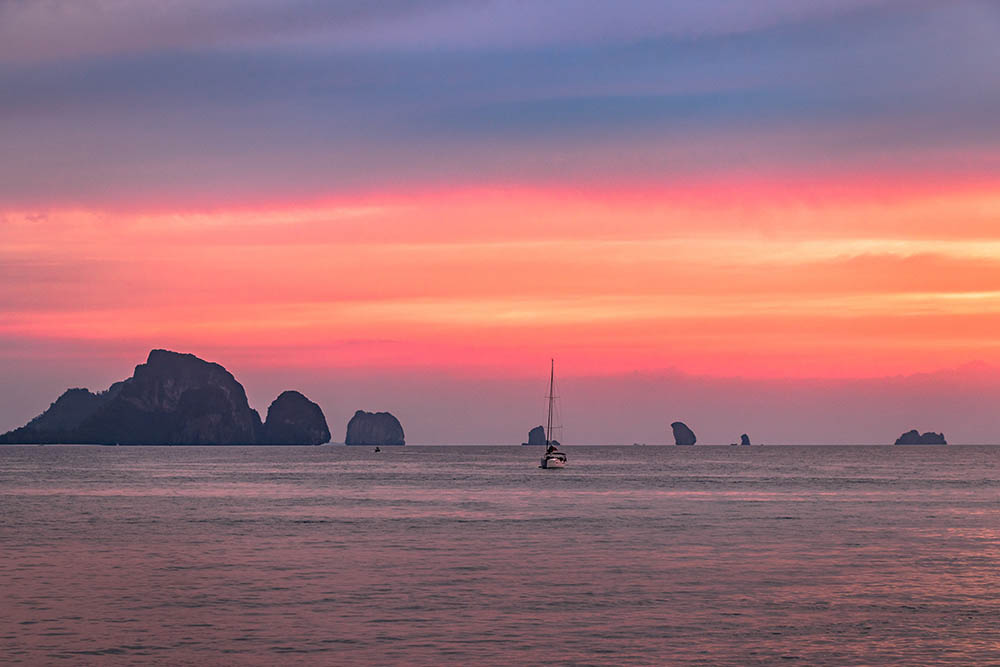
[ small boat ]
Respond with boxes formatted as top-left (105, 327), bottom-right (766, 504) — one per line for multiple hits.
top-left (541, 445), bottom-right (567, 469)
top-left (538, 359), bottom-right (567, 469)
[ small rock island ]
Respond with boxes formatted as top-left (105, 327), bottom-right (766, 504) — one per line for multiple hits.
top-left (261, 391), bottom-right (331, 445)
top-left (671, 421), bottom-right (697, 446)
top-left (522, 425), bottom-right (545, 446)
top-left (0, 349), bottom-right (331, 445)
top-left (894, 429), bottom-right (947, 445)
top-left (345, 410), bottom-right (405, 446)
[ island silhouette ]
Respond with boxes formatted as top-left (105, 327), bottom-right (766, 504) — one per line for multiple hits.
top-left (671, 421), bottom-right (697, 446)
top-left (0, 349), bottom-right (330, 445)
top-left (345, 410), bottom-right (405, 446)
top-left (894, 429), bottom-right (947, 445)
top-left (0, 350), bottom-right (953, 447)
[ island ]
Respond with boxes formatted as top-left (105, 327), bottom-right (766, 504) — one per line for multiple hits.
top-left (894, 429), bottom-right (947, 445)
top-left (522, 425), bottom-right (545, 446)
top-left (261, 391), bottom-right (331, 445)
top-left (671, 421), bottom-right (697, 446)
top-left (345, 410), bottom-right (405, 446)
top-left (0, 349), bottom-right (331, 445)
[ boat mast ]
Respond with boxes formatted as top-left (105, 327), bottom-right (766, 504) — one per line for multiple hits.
top-left (546, 358), bottom-right (554, 446)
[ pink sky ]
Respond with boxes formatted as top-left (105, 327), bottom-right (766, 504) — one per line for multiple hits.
top-left (2, 2), bottom-right (999, 443)
top-left (4, 178), bottom-right (1000, 443)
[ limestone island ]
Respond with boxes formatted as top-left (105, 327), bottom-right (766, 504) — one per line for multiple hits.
top-left (522, 425), bottom-right (545, 446)
top-left (0, 349), bottom-right (331, 445)
top-left (894, 429), bottom-right (947, 445)
top-left (671, 421), bottom-right (697, 446)
top-left (345, 410), bottom-right (405, 446)
top-left (261, 390), bottom-right (331, 445)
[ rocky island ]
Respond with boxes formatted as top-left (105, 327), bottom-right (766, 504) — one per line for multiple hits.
top-left (894, 429), bottom-right (947, 445)
top-left (522, 425), bottom-right (545, 446)
top-left (0, 349), bottom-right (331, 445)
top-left (345, 410), bottom-right (405, 446)
top-left (671, 421), bottom-right (697, 446)
top-left (261, 391), bottom-right (331, 446)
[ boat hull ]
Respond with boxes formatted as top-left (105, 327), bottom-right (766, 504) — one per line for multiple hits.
top-left (540, 455), bottom-right (566, 469)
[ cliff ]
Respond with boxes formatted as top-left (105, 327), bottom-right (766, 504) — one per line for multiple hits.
top-left (671, 421), bottom-right (697, 446)
top-left (0, 349), bottom-right (331, 445)
top-left (894, 429), bottom-right (947, 445)
top-left (345, 410), bottom-right (405, 446)
top-left (69, 350), bottom-right (262, 444)
top-left (262, 390), bottom-right (331, 445)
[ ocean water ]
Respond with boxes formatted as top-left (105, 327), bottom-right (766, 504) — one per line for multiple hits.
top-left (1, 445), bottom-right (998, 665)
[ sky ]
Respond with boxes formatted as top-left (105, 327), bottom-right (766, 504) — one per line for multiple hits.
top-left (3, 0), bottom-right (1000, 444)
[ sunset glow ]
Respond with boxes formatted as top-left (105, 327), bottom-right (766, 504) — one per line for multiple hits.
top-left (3, 0), bottom-right (999, 443)
top-left (9, 5), bottom-right (1000, 667)
top-left (5, 180), bottom-right (1000, 380)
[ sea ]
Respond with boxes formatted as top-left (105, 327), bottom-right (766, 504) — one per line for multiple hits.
top-left (1, 445), bottom-right (998, 665)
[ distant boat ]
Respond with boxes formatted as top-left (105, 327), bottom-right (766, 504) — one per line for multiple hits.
top-left (538, 359), bottom-right (567, 469)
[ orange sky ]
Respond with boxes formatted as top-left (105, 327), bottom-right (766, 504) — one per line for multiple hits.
top-left (4, 2), bottom-right (1000, 443)
top-left (4, 177), bottom-right (1000, 384)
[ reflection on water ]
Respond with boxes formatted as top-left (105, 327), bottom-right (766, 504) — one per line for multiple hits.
top-left (1, 445), bottom-right (999, 665)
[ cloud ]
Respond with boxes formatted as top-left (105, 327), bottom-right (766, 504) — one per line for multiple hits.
top-left (0, 0), bottom-right (468, 62)
top-left (0, 2), bottom-right (996, 206)
top-left (2, 1), bottom-right (1000, 444)
top-left (0, 0), bottom-right (906, 63)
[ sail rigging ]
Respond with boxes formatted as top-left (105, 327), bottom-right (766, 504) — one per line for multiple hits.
top-left (539, 359), bottom-right (567, 469)
top-left (542, 358), bottom-right (562, 445)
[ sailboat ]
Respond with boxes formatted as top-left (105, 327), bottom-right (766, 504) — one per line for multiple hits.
top-left (539, 359), bottom-right (567, 469)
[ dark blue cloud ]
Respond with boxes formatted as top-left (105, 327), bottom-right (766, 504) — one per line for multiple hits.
top-left (0, 0), bottom-right (996, 204)
top-left (0, 0), bottom-right (894, 61)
